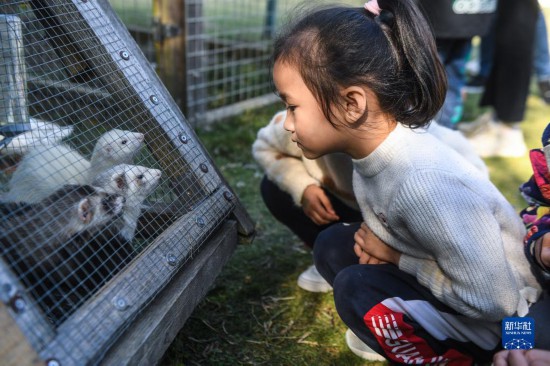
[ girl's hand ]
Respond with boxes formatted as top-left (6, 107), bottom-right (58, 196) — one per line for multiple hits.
top-left (301, 185), bottom-right (339, 225)
top-left (353, 222), bottom-right (401, 265)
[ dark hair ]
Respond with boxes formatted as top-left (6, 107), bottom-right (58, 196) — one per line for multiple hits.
top-left (272, 0), bottom-right (447, 129)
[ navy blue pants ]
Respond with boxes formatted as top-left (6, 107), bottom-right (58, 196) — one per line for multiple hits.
top-left (314, 223), bottom-right (550, 365)
top-left (260, 176), bottom-right (362, 248)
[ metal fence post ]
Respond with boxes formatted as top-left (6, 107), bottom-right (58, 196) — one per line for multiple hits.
top-left (0, 15), bottom-right (28, 126)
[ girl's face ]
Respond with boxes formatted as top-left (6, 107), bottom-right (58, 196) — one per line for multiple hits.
top-left (273, 60), bottom-right (393, 160)
top-left (273, 61), bottom-right (350, 160)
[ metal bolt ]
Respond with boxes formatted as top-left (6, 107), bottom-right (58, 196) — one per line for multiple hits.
top-left (119, 50), bottom-right (130, 60)
top-left (199, 163), bottom-right (208, 173)
top-left (223, 191), bottom-right (234, 201)
top-left (114, 297), bottom-right (128, 311)
top-left (178, 133), bottom-right (188, 144)
top-left (196, 216), bottom-right (205, 227)
top-left (13, 296), bottom-right (26, 312)
top-left (47, 359), bottom-right (61, 366)
top-left (166, 253), bottom-right (177, 266)
top-left (150, 95), bottom-right (159, 105)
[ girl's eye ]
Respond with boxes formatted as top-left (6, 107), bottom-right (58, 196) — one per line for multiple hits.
top-left (286, 105), bottom-right (297, 112)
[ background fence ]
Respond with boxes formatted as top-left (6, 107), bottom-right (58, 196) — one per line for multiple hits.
top-left (108, 0), bottom-right (364, 127)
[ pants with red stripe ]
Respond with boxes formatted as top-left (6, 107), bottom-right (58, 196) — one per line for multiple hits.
top-left (314, 222), bottom-right (504, 365)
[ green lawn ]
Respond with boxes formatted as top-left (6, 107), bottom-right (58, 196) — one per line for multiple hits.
top-left (158, 89), bottom-right (550, 365)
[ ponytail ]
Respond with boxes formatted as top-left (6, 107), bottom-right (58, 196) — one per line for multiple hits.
top-left (375, 0), bottom-right (447, 128)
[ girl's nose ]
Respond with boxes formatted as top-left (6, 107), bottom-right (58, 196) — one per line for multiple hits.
top-left (283, 114), bottom-right (294, 132)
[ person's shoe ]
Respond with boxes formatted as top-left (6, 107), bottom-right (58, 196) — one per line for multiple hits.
top-left (467, 119), bottom-right (527, 158)
top-left (463, 74), bottom-right (487, 93)
top-left (297, 265), bottom-right (332, 293)
top-left (494, 123), bottom-right (528, 158)
top-left (345, 329), bottom-right (387, 361)
top-left (457, 111), bottom-right (494, 137)
top-left (464, 117), bottom-right (501, 158)
top-left (538, 78), bottom-right (550, 105)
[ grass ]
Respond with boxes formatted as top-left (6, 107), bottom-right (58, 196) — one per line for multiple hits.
top-left (159, 91), bottom-right (550, 365)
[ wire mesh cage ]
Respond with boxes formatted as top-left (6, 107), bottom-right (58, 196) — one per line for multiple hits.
top-left (0, 1), bottom-right (253, 364)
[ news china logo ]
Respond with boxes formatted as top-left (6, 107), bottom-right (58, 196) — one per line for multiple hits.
top-left (502, 317), bottom-right (535, 350)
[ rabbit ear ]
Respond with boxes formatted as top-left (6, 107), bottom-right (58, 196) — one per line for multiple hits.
top-left (77, 198), bottom-right (94, 224)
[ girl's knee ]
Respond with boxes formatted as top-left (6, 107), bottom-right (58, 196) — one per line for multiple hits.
top-left (313, 223), bottom-right (354, 264)
top-left (333, 265), bottom-right (394, 311)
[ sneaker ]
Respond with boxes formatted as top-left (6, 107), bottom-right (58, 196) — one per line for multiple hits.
top-left (466, 118), bottom-right (501, 158)
top-left (457, 111), bottom-right (493, 137)
top-left (495, 123), bottom-right (528, 158)
top-left (467, 119), bottom-right (527, 158)
top-left (538, 78), bottom-right (550, 105)
top-left (345, 329), bottom-right (387, 361)
top-left (463, 74), bottom-right (487, 94)
top-left (297, 265), bottom-right (332, 293)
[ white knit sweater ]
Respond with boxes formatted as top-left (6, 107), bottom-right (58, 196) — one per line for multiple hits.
top-left (353, 123), bottom-right (541, 321)
top-left (252, 110), bottom-right (488, 209)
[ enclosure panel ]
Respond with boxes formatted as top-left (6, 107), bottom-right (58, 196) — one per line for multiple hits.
top-left (100, 220), bottom-right (238, 365)
top-left (0, 0), bottom-right (252, 364)
top-left (40, 189), bottom-right (235, 365)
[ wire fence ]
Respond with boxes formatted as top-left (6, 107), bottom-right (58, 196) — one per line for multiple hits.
top-left (109, 0), bottom-right (364, 127)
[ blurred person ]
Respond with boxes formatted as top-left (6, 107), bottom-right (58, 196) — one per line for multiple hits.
top-left (466, 10), bottom-right (550, 105)
top-left (464, 0), bottom-right (539, 158)
top-left (416, 0), bottom-right (497, 130)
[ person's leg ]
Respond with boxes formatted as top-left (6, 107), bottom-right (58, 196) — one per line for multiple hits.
top-left (260, 176), bottom-right (361, 248)
top-left (466, 0), bottom-right (536, 159)
top-left (260, 176), bottom-right (322, 248)
top-left (262, 177), bottom-right (362, 292)
top-left (313, 222), bottom-right (361, 285)
top-left (534, 11), bottom-right (550, 80)
top-left (534, 10), bottom-right (550, 104)
top-left (333, 264), bottom-right (501, 364)
top-left (435, 39), bottom-right (471, 129)
top-left (478, 23), bottom-right (495, 81)
top-left (480, 0), bottom-right (538, 123)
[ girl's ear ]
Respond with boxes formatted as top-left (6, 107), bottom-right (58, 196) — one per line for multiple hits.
top-left (341, 86), bottom-right (368, 123)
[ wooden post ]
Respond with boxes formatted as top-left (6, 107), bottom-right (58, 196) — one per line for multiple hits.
top-left (153, 0), bottom-right (187, 114)
top-left (0, 15), bottom-right (29, 126)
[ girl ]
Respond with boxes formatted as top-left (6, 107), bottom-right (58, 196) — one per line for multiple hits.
top-left (252, 110), bottom-right (488, 293)
top-left (271, 0), bottom-right (547, 364)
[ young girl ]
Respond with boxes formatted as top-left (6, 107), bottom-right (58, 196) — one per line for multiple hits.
top-left (252, 110), bottom-right (488, 293)
top-left (271, 0), bottom-right (547, 364)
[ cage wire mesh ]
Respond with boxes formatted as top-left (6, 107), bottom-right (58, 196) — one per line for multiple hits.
top-left (0, 0), bottom-right (244, 364)
top-left (107, 0), bottom-right (364, 127)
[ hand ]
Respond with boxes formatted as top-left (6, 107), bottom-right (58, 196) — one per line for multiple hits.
top-left (493, 349), bottom-right (550, 366)
top-left (301, 185), bottom-right (339, 225)
top-left (353, 222), bottom-right (401, 265)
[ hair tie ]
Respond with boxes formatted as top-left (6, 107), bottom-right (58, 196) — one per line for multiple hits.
top-left (364, 0), bottom-right (381, 16)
